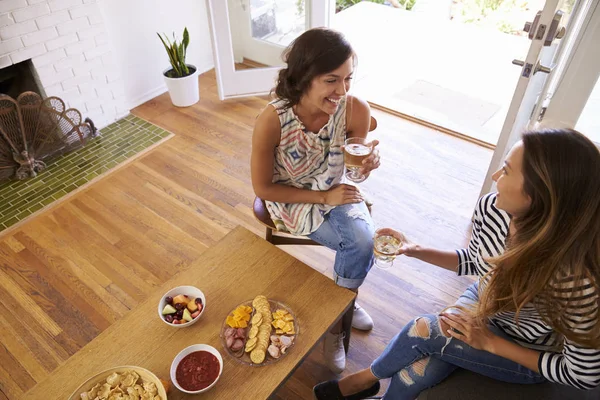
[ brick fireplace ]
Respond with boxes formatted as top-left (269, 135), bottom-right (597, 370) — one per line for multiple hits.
top-left (0, 0), bottom-right (128, 128)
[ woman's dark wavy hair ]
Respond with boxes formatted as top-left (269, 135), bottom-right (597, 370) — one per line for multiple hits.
top-left (274, 28), bottom-right (355, 108)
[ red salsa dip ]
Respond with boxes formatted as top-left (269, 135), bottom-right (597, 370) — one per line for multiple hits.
top-left (176, 350), bottom-right (220, 391)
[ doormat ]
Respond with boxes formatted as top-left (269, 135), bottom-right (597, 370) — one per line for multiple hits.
top-left (393, 80), bottom-right (501, 129)
top-left (0, 114), bottom-right (173, 232)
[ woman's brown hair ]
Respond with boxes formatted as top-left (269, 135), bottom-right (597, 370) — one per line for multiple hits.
top-left (274, 28), bottom-right (355, 108)
top-left (477, 128), bottom-right (600, 347)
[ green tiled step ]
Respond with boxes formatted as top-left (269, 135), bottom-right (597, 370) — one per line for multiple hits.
top-left (0, 114), bottom-right (172, 231)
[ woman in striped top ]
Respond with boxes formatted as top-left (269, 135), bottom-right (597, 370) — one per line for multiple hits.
top-left (314, 128), bottom-right (600, 399)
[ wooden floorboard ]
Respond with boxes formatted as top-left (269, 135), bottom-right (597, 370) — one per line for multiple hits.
top-left (0, 69), bottom-right (491, 399)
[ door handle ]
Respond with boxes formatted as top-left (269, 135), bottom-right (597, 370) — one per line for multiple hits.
top-left (512, 59), bottom-right (553, 75)
top-left (524, 11), bottom-right (544, 40)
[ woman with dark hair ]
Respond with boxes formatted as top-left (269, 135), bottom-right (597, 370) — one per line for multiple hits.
top-left (251, 28), bottom-right (381, 373)
top-left (314, 129), bottom-right (600, 399)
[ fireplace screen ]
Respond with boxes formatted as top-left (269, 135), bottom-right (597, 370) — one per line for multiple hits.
top-left (0, 91), bottom-right (97, 182)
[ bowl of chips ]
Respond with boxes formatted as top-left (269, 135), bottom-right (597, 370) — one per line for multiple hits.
top-left (158, 285), bottom-right (206, 328)
top-left (69, 366), bottom-right (167, 400)
top-left (170, 344), bottom-right (223, 394)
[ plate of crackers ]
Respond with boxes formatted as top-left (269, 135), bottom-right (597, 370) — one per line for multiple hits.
top-left (220, 294), bottom-right (298, 366)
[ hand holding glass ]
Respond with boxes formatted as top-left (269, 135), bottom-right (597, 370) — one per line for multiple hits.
top-left (373, 229), bottom-right (403, 269)
top-left (344, 137), bottom-right (373, 183)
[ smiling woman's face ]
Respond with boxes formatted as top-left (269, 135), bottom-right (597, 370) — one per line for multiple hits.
top-left (301, 57), bottom-right (354, 115)
top-left (492, 141), bottom-right (532, 217)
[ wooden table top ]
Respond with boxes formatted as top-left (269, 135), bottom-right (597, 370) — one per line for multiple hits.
top-left (23, 226), bottom-right (355, 400)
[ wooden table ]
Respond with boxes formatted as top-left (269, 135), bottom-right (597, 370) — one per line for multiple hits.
top-left (24, 226), bottom-right (356, 399)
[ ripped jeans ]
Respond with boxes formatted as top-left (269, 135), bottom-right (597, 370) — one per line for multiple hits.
top-left (308, 202), bottom-right (374, 289)
top-left (370, 283), bottom-right (545, 399)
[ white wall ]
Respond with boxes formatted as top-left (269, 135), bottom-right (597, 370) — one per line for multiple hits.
top-left (99, 0), bottom-right (214, 109)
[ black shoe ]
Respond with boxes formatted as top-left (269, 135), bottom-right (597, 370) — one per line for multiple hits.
top-left (313, 379), bottom-right (381, 400)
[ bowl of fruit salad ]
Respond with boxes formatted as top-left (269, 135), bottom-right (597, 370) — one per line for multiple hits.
top-left (158, 285), bottom-right (205, 328)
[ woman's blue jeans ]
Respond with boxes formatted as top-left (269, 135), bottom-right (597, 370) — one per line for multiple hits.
top-left (308, 202), bottom-right (375, 289)
top-left (370, 283), bottom-right (546, 399)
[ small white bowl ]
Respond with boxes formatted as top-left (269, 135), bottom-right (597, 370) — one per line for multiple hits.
top-left (158, 285), bottom-right (206, 328)
top-left (170, 344), bottom-right (223, 394)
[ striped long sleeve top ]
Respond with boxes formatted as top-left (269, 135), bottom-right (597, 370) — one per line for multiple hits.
top-left (456, 193), bottom-right (600, 390)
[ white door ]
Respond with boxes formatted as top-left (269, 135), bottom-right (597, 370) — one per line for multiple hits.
top-left (207, 0), bottom-right (333, 100)
top-left (480, 0), bottom-right (600, 196)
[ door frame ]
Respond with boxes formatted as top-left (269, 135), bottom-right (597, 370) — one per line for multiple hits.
top-left (207, 0), bottom-right (333, 100)
top-left (537, 0), bottom-right (600, 131)
top-left (479, 0), bottom-right (600, 196)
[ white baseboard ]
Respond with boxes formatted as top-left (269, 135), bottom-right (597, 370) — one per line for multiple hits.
top-left (128, 85), bottom-right (169, 110)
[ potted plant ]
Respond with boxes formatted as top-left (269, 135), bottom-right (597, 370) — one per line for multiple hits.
top-left (158, 28), bottom-right (199, 107)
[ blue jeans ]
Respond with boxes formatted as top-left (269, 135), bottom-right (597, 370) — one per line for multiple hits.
top-left (370, 283), bottom-right (546, 399)
top-left (308, 202), bottom-right (375, 289)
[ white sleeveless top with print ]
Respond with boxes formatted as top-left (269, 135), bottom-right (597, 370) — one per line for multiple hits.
top-left (265, 97), bottom-right (347, 235)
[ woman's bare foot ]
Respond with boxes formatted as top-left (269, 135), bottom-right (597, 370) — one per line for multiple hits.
top-left (338, 368), bottom-right (379, 396)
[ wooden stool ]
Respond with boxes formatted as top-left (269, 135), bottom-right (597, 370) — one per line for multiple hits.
top-left (252, 116), bottom-right (378, 353)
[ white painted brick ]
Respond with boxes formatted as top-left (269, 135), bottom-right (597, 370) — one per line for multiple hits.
top-left (0, 0), bottom-right (28, 14)
top-left (100, 52), bottom-right (112, 66)
top-left (22, 27), bottom-right (58, 46)
top-left (94, 33), bottom-right (107, 46)
top-left (83, 43), bottom-right (107, 60)
top-left (0, 19), bottom-right (37, 40)
top-left (88, 105), bottom-right (102, 115)
top-left (62, 73), bottom-right (91, 90)
top-left (10, 42), bottom-right (46, 64)
top-left (78, 81), bottom-right (94, 96)
top-left (88, 12), bottom-right (102, 25)
top-left (35, 10), bottom-right (69, 29)
top-left (95, 85), bottom-right (111, 100)
top-left (53, 53), bottom-right (84, 69)
top-left (0, 37), bottom-right (23, 54)
top-left (45, 33), bottom-right (77, 51)
top-left (85, 97), bottom-right (101, 110)
top-left (44, 83), bottom-right (63, 96)
top-left (13, 3), bottom-right (50, 22)
top-left (68, 99), bottom-right (87, 111)
top-left (31, 47), bottom-right (65, 66)
top-left (38, 67), bottom-right (74, 87)
top-left (73, 57), bottom-right (101, 75)
top-left (116, 103), bottom-right (129, 115)
top-left (69, 3), bottom-right (98, 19)
top-left (49, 0), bottom-right (83, 13)
top-left (28, 0), bottom-right (49, 4)
top-left (76, 24), bottom-right (103, 40)
top-left (0, 55), bottom-right (12, 68)
top-left (0, 14), bottom-right (15, 28)
top-left (56, 17), bottom-right (89, 36)
top-left (92, 74), bottom-right (106, 84)
top-left (56, 88), bottom-right (81, 106)
top-left (110, 83), bottom-right (124, 99)
top-left (64, 37), bottom-right (93, 56)
top-left (35, 63), bottom-right (56, 78)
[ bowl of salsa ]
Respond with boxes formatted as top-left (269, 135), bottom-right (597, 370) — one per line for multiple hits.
top-left (170, 344), bottom-right (223, 394)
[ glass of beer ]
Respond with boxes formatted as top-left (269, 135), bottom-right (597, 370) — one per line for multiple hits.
top-left (373, 230), bottom-right (403, 269)
top-left (344, 137), bottom-right (373, 183)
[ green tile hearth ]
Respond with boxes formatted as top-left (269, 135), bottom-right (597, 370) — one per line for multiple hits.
top-left (0, 114), bottom-right (172, 232)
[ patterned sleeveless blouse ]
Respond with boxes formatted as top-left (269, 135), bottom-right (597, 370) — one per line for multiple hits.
top-left (265, 97), bottom-right (347, 235)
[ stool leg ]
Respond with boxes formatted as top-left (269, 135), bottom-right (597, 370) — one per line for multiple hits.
top-left (341, 298), bottom-right (355, 354)
top-left (265, 227), bottom-right (274, 243)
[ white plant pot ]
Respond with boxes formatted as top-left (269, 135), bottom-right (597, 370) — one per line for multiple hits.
top-left (163, 64), bottom-right (199, 107)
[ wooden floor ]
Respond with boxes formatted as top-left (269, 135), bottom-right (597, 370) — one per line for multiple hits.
top-left (0, 70), bottom-right (491, 400)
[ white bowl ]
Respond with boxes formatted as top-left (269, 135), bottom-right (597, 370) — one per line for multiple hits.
top-left (170, 344), bottom-right (223, 394)
top-left (69, 365), bottom-right (167, 400)
top-left (158, 285), bottom-right (206, 328)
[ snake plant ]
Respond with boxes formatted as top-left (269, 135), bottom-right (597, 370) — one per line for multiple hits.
top-left (158, 28), bottom-right (191, 78)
